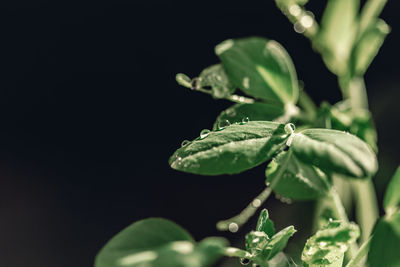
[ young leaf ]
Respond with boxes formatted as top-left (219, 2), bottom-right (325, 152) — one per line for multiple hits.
top-left (169, 121), bottom-right (288, 175)
top-left (368, 211), bottom-right (400, 267)
top-left (256, 209), bottom-right (275, 238)
top-left (351, 19), bottom-right (390, 77)
top-left (302, 220), bottom-right (360, 266)
top-left (266, 151), bottom-right (330, 200)
top-left (291, 129), bottom-right (378, 179)
top-left (316, 0), bottom-right (359, 75)
top-left (197, 64), bottom-right (236, 99)
top-left (95, 218), bottom-right (194, 267)
top-left (383, 166), bottom-right (400, 214)
top-left (265, 226), bottom-right (297, 260)
top-left (213, 103), bottom-right (285, 131)
top-left (215, 37), bottom-right (299, 104)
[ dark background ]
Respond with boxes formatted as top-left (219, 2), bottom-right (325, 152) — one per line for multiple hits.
top-left (0, 1), bottom-right (399, 266)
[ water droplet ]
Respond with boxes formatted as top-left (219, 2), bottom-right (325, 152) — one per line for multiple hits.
top-left (240, 258), bottom-right (250, 265)
top-left (181, 140), bottom-right (191, 147)
top-left (191, 77), bottom-right (201, 90)
top-left (294, 22), bottom-right (305, 33)
top-left (266, 182), bottom-right (271, 187)
top-left (300, 15), bottom-right (313, 28)
top-left (319, 241), bottom-right (327, 247)
top-left (284, 123), bottom-right (296, 134)
top-left (228, 222), bottom-right (239, 233)
top-left (252, 238), bottom-right (260, 243)
top-left (252, 198), bottom-right (261, 208)
top-left (199, 129), bottom-right (211, 139)
top-left (226, 108), bottom-right (236, 117)
top-left (289, 4), bottom-right (301, 16)
top-left (217, 120), bottom-right (231, 130)
top-left (241, 117), bottom-right (250, 124)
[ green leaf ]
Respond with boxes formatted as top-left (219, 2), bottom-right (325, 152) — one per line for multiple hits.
top-left (291, 128), bottom-right (378, 179)
top-left (302, 220), bottom-right (360, 266)
top-left (317, 101), bottom-right (378, 152)
top-left (198, 64), bottom-right (236, 99)
top-left (215, 37), bottom-right (298, 104)
top-left (266, 151), bottom-right (330, 200)
top-left (169, 121), bottom-right (289, 175)
top-left (213, 103), bottom-right (285, 131)
top-left (95, 218), bottom-right (194, 267)
top-left (368, 211), bottom-right (400, 267)
top-left (266, 226), bottom-right (297, 260)
top-left (383, 167), bottom-right (400, 214)
top-left (317, 0), bottom-right (359, 75)
top-left (352, 19), bottom-right (390, 76)
top-left (256, 209), bottom-right (275, 238)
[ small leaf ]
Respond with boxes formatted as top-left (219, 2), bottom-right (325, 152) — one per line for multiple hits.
top-left (266, 151), bottom-right (330, 200)
top-left (95, 218), bottom-right (194, 267)
top-left (266, 226), bottom-right (297, 260)
top-left (302, 220), bottom-right (360, 266)
top-left (256, 209), bottom-right (275, 238)
top-left (368, 211), bottom-right (400, 267)
top-left (169, 121), bottom-right (289, 175)
top-left (213, 103), bottom-right (285, 131)
top-left (291, 129), bottom-right (378, 179)
top-left (383, 166), bottom-right (400, 214)
top-left (316, 0), bottom-right (359, 75)
top-left (352, 19), bottom-right (390, 76)
top-left (176, 73), bottom-right (192, 88)
top-left (215, 37), bottom-right (298, 104)
top-left (198, 64), bottom-right (236, 99)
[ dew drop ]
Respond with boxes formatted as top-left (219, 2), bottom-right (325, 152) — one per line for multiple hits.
top-left (181, 140), bottom-right (191, 147)
top-left (300, 15), bottom-right (314, 28)
top-left (289, 4), bottom-right (301, 16)
top-left (217, 120), bottom-right (231, 130)
top-left (284, 123), bottom-right (296, 134)
top-left (266, 182), bottom-right (271, 187)
top-left (199, 129), bottom-right (211, 139)
top-left (252, 198), bottom-right (262, 208)
top-left (228, 222), bottom-right (239, 233)
top-left (241, 117), bottom-right (250, 124)
top-left (191, 77), bottom-right (200, 90)
top-left (294, 22), bottom-right (305, 33)
top-left (240, 258), bottom-right (250, 265)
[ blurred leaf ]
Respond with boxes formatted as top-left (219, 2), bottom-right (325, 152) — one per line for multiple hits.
top-left (198, 64), bottom-right (236, 99)
top-left (317, 101), bottom-right (378, 152)
top-left (383, 166), bottom-right (400, 214)
top-left (213, 102), bottom-right (285, 130)
top-left (215, 37), bottom-right (298, 104)
top-left (169, 121), bottom-right (288, 175)
top-left (352, 19), bottom-right (390, 76)
top-left (368, 211), bottom-right (400, 267)
top-left (292, 128), bottom-right (378, 179)
top-left (317, 0), bottom-right (359, 75)
top-left (256, 209), bottom-right (275, 238)
top-left (358, 0), bottom-right (388, 38)
top-left (302, 220), bottom-right (360, 266)
top-left (266, 226), bottom-right (297, 260)
top-left (266, 151), bottom-right (330, 200)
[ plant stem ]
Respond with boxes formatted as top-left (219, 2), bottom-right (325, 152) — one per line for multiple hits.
top-left (345, 236), bottom-right (372, 267)
top-left (217, 150), bottom-right (293, 232)
top-left (358, 0), bottom-right (387, 40)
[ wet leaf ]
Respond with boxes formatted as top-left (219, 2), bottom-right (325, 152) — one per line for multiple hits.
top-left (383, 166), bottom-right (400, 214)
top-left (198, 64), bottom-right (236, 99)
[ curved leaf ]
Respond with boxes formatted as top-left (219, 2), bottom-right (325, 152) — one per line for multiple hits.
top-left (215, 37), bottom-right (298, 104)
top-left (213, 103), bottom-right (284, 130)
top-left (95, 218), bottom-right (194, 267)
top-left (266, 151), bottom-right (330, 200)
top-left (169, 121), bottom-right (289, 175)
top-left (291, 129), bottom-right (378, 179)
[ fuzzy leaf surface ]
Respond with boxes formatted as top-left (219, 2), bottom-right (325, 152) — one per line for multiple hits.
top-left (215, 37), bottom-right (298, 104)
top-left (291, 129), bottom-right (378, 179)
top-left (169, 121), bottom-right (288, 175)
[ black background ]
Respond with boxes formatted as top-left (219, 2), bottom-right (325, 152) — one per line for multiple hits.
top-left (1, 1), bottom-right (399, 267)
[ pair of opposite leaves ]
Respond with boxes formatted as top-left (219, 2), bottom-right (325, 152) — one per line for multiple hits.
top-left (169, 121), bottom-right (377, 201)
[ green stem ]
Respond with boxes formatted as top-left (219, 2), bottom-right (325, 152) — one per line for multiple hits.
top-left (351, 180), bottom-right (379, 243)
top-left (358, 0), bottom-right (387, 40)
top-left (345, 236), bottom-right (372, 267)
top-left (217, 150), bottom-right (293, 232)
